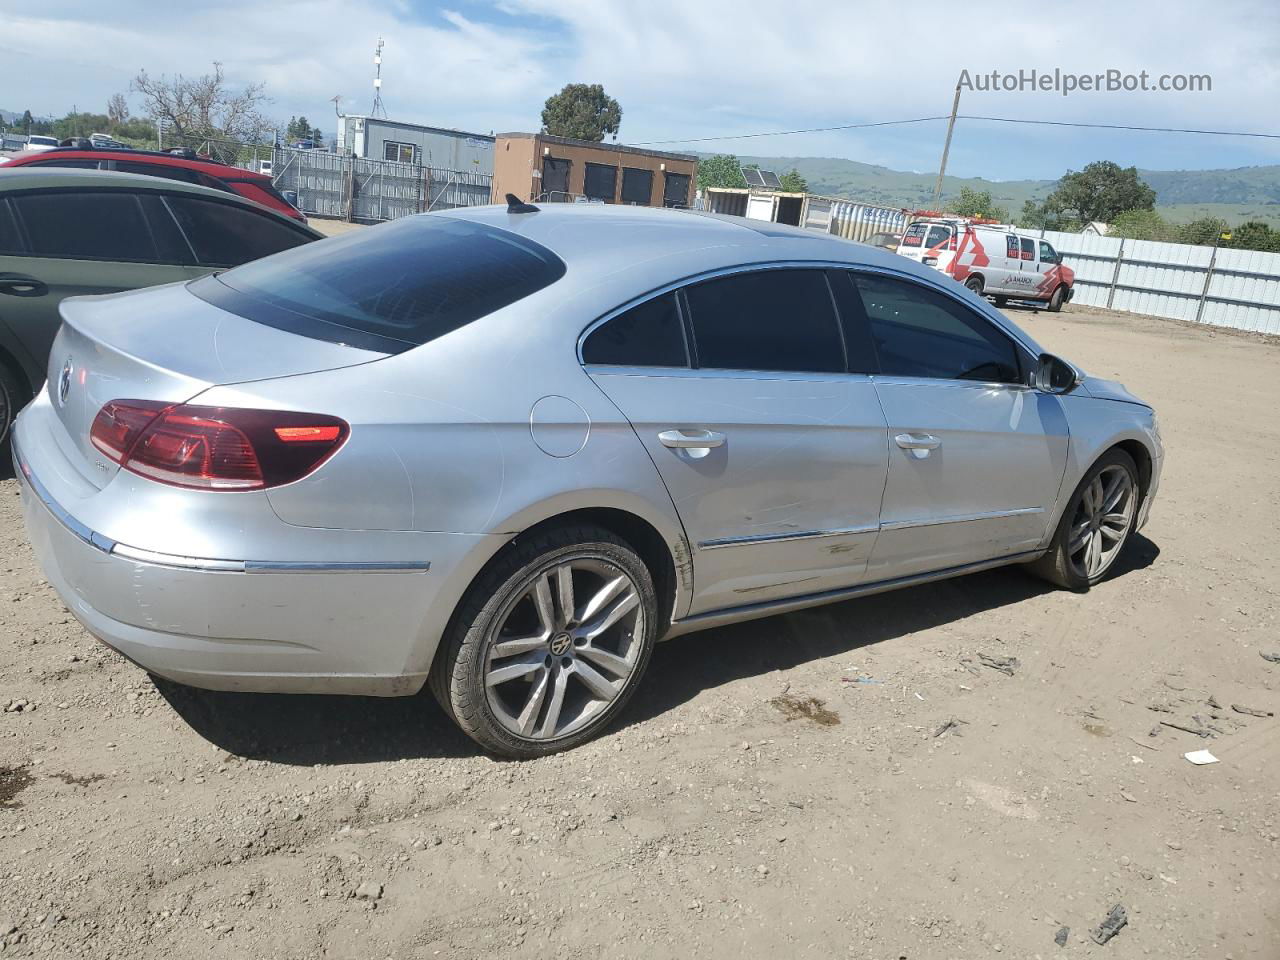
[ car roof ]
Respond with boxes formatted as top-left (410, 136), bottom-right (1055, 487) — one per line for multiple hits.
top-left (2, 148), bottom-right (269, 180)
top-left (0, 167), bottom-right (321, 233)
top-left (439, 202), bottom-right (907, 273)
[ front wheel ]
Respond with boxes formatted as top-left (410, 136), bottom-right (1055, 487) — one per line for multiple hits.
top-left (431, 524), bottom-right (657, 758)
top-left (0, 362), bottom-right (22, 455)
top-left (1047, 285), bottom-right (1067, 312)
top-left (1029, 449), bottom-right (1140, 589)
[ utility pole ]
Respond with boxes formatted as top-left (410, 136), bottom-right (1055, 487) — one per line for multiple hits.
top-left (932, 84), bottom-right (962, 204)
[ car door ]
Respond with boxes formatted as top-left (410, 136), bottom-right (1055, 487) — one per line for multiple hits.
top-left (583, 267), bottom-right (889, 615)
top-left (844, 270), bottom-right (1070, 579)
top-left (0, 189), bottom-right (197, 374)
top-left (1014, 235), bottom-right (1043, 297)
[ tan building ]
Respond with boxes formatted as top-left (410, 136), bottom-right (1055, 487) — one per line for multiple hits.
top-left (492, 133), bottom-right (697, 209)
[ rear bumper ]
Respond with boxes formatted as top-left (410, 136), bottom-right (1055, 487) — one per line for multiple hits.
top-left (13, 432), bottom-right (496, 696)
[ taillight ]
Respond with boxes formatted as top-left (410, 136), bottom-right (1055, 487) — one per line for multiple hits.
top-left (949, 232), bottom-right (959, 251)
top-left (90, 401), bottom-right (348, 491)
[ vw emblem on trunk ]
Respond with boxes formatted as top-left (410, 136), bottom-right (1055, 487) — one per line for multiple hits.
top-left (57, 359), bottom-right (73, 405)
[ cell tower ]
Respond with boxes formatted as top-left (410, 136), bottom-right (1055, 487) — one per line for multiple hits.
top-left (371, 38), bottom-right (387, 119)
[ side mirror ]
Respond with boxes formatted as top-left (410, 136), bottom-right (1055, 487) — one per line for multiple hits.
top-left (1035, 353), bottom-right (1081, 394)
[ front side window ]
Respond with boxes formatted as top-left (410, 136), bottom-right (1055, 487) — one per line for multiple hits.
top-left (583, 163), bottom-right (617, 202)
top-left (683, 269), bottom-right (844, 374)
top-left (582, 293), bottom-right (687, 367)
top-left (0, 200), bottom-right (23, 255)
top-left (32, 158), bottom-right (101, 169)
top-left (12, 191), bottom-right (158, 262)
top-left (1039, 241), bottom-right (1058, 263)
top-left (851, 272), bottom-right (1020, 384)
top-left (194, 216), bottom-right (566, 354)
top-left (165, 196), bottom-right (312, 267)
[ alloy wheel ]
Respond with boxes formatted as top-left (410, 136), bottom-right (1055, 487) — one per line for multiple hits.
top-left (483, 557), bottom-right (644, 742)
top-left (1066, 464), bottom-right (1136, 581)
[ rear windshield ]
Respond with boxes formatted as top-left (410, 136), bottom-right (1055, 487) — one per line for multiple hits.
top-left (190, 216), bottom-right (566, 354)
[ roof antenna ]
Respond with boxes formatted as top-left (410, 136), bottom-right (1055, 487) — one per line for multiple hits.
top-left (505, 193), bottom-right (540, 214)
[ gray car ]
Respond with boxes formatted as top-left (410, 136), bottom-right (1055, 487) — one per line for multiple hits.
top-left (13, 202), bottom-right (1163, 757)
top-left (0, 167), bottom-right (321, 449)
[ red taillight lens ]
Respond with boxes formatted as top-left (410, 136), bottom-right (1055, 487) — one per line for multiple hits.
top-left (90, 400), bottom-right (168, 463)
top-left (90, 401), bottom-right (348, 491)
top-left (949, 232), bottom-right (959, 251)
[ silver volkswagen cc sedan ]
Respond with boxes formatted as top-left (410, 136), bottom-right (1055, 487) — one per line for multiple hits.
top-left (14, 201), bottom-right (1162, 757)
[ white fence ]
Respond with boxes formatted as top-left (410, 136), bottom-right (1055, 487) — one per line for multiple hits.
top-left (1041, 230), bottom-right (1280, 336)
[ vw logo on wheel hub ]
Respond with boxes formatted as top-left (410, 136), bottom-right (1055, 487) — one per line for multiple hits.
top-left (549, 632), bottom-right (572, 656)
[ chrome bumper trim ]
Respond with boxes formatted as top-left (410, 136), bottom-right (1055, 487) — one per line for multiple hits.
top-left (14, 439), bottom-right (429, 575)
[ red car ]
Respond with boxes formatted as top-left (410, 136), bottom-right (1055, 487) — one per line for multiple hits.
top-left (0, 147), bottom-right (305, 222)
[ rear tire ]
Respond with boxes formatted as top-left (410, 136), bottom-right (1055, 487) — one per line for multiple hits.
top-left (964, 275), bottom-right (985, 296)
top-left (1028, 448), bottom-right (1139, 590)
top-left (430, 524), bottom-right (657, 758)
top-left (1047, 285), bottom-right (1066, 312)
top-left (993, 295), bottom-right (1009, 308)
top-left (0, 360), bottom-right (24, 456)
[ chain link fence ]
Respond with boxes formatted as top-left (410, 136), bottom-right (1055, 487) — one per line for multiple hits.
top-left (270, 148), bottom-right (492, 223)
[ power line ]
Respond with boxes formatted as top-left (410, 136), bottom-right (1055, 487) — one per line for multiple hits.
top-left (631, 114), bottom-right (1280, 147)
top-left (631, 116), bottom-right (950, 145)
top-left (958, 115), bottom-right (1280, 140)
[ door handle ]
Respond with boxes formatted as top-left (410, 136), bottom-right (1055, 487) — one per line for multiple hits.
top-left (895, 433), bottom-right (941, 459)
top-left (658, 429), bottom-right (725, 449)
top-left (0, 274), bottom-right (48, 297)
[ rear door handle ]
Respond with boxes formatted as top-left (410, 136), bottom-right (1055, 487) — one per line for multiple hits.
top-left (895, 433), bottom-right (941, 459)
top-left (0, 274), bottom-right (48, 298)
top-left (658, 429), bottom-right (725, 449)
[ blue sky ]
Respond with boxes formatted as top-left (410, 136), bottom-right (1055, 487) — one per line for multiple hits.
top-left (1, 0), bottom-right (1277, 181)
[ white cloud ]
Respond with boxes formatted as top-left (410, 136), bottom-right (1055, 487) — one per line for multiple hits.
top-left (0, 0), bottom-right (1276, 174)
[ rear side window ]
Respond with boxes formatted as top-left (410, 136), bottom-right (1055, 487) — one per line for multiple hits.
top-left (850, 273), bottom-right (1020, 384)
top-left (165, 196), bottom-right (311, 267)
top-left (683, 269), bottom-right (844, 374)
top-left (1020, 237), bottom-right (1035, 261)
top-left (195, 216), bottom-right (566, 354)
top-left (12, 191), bottom-right (158, 262)
top-left (582, 293), bottom-right (687, 367)
top-left (114, 161), bottom-right (201, 184)
top-left (32, 159), bottom-right (101, 169)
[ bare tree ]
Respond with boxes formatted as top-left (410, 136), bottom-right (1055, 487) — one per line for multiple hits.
top-left (107, 93), bottom-right (130, 127)
top-left (131, 62), bottom-right (272, 145)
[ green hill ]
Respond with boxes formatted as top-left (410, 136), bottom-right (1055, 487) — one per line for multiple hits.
top-left (724, 155), bottom-right (1280, 227)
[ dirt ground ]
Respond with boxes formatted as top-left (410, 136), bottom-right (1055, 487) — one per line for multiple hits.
top-left (1, 304), bottom-right (1278, 960)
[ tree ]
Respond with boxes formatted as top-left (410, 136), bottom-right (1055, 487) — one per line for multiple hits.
top-left (286, 116), bottom-right (313, 142)
top-left (21, 110), bottom-right (33, 134)
top-left (107, 93), bottom-right (130, 127)
top-left (1178, 217), bottom-right (1231, 247)
top-left (131, 62), bottom-right (272, 145)
top-left (1043, 161), bottom-right (1156, 225)
top-left (53, 112), bottom-right (111, 140)
top-left (778, 168), bottom-right (808, 193)
top-left (540, 83), bottom-right (621, 142)
top-left (1108, 208), bottom-right (1172, 241)
top-left (310, 127), bottom-right (324, 148)
top-left (697, 154), bottom-right (747, 190)
top-left (947, 186), bottom-right (1007, 221)
top-left (1226, 221), bottom-right (1280, 253)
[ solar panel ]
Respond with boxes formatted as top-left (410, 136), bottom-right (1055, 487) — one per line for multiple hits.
top-left (757, 169), bottom-right (782, 190)
top-left (741, 166), bottom-right (767, 188)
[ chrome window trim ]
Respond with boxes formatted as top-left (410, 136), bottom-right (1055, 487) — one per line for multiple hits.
top-left (698, 523), bottom-right (879, 550)
top-left (576, 259), bottom-right (1045, 371)
top-left (15, 441), bottom-right (429, 576)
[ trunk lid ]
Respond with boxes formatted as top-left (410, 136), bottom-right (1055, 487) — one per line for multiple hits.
top-left (48, 282), bottom-right (387, 488)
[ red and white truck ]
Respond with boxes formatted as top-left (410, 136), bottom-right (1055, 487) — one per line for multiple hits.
top-left (896, 215), bottom-right (1075, 312)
